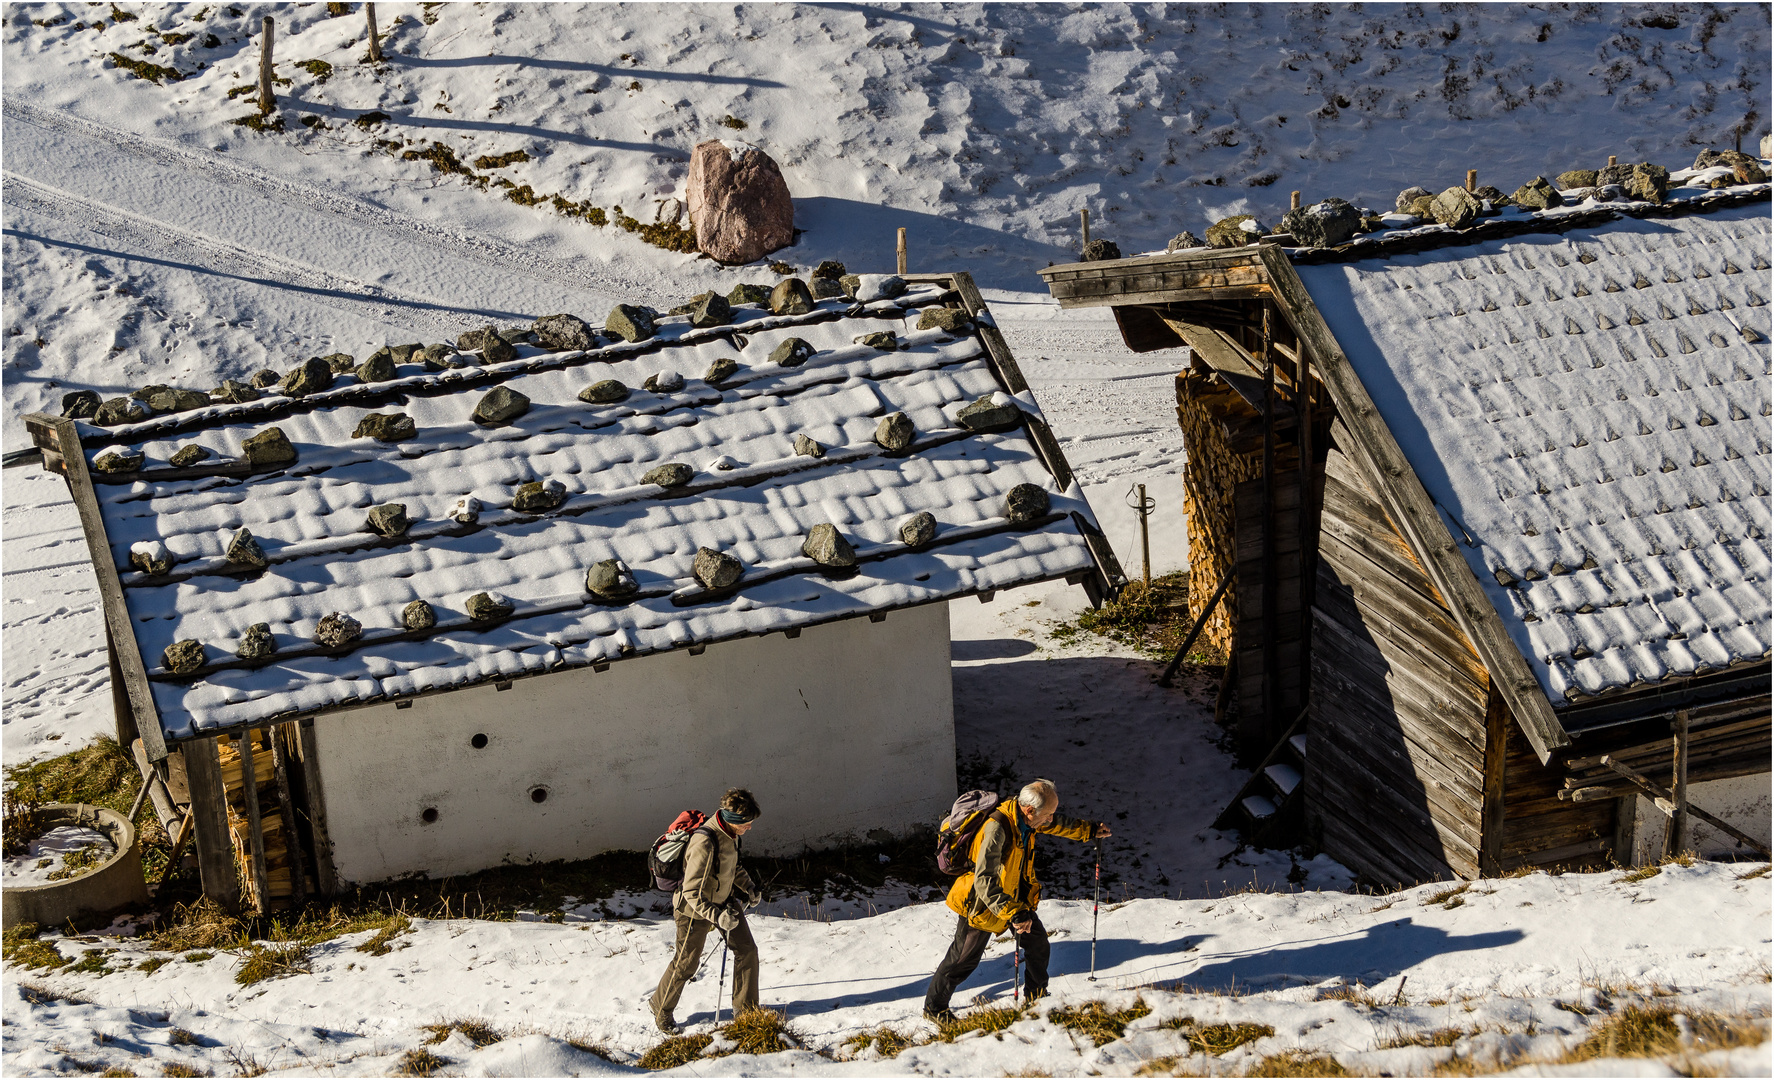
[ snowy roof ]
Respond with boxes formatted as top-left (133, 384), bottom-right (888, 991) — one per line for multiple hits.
top-left (1295, 198), bottom-right (1772, 706)
top-left (58, 280), bottom-right (1111, 740)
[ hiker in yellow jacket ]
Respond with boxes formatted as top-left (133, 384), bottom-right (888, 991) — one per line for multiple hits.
top-left (923, 779), bottom-right (1111, 1020)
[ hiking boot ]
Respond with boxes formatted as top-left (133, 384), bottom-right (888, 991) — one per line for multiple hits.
top-left (923, 1008), bottom-right (956, 1025)
top-left (653, 1011), bottom-right (678, 1035)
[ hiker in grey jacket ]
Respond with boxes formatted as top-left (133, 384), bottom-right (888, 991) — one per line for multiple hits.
top-left (652, 788), bottom-right (762, 1033)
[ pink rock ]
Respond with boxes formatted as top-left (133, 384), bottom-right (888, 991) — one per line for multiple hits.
top-left (686, 140), bottom-right (794, 265)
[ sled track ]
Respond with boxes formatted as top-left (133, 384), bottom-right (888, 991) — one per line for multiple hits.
top-left (1, 99), bottom-right (651, 302)
top-left (3, 171), bottom-right (486, 340)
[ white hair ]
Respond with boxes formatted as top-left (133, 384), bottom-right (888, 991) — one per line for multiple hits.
top-left (1018, 779), bottom-right (1057, 811)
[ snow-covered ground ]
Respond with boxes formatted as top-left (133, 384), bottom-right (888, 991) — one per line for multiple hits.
top-left (3, 3), bottom-right (1770, 1075)
top-left (5, 863), bottom-right (1770, 1076)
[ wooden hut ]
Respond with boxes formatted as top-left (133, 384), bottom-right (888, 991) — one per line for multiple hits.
top-left (1041, 182), bottom-right (1771, 882)
top-left (23, 272), bottom-right (1120, 913)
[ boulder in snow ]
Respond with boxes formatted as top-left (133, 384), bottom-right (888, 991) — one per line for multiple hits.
top-left (366, 502), bottom-right (410, 537)
top-left (704, 357), bottom-right (740, 385)
top-left (875, 412), bottom-right (914, 451)
top-left (226, 527), bottom-right (268, 569)
top-left (242, 426), bottom-right (298, 467)
top-left (355, 351), bottom-right (397, 383)
top-left (533, 313), bottom-right (596, 351)
top-left (1166, 230), bottom-right (1203, 252)
top-left (1081, 237), bottom-right (1122, 261)
top-left (769, 337), bottom-right (814, 367)
top-left (93, 445), bottom-right (144, 473)
top-left (802, 523), bottom-right (857, 567)
top-left (586, 559), bottom-right (639, 600)
top-left (353, 412), bottom-right (416, 442)
top-left (1280, 197), bottom-right (1361, 248)
top-left (728, 282), bottom-right (770, 306)
top-left (643, 462), bottom-right (694, 488)
top-left (793, 434), bottom-right (824, 458)
top-left (466, 592), bottom-right (514, 621)
top-left (917, 307), bottom-right (973, 333)
top-left (94, 397), bottom-right (149, 426)
top-left (855, 330), bottom-right (899, 351)
top-left (60, 390), bottom-right (100, 419)
top-left (899, 511), bottom-right (937, 548)
top-left (1512, 177), bottom-right (1562, 211)
top-left (605, 304), bottom-right (657, 343)
top-left (512, 479), bottom-right (566, 513)
top-left (129, 540), bottom-right (173, 575)
top-left (1430, 186), bottom-right (1480, 228)
top-left (685, 140), bottom-right (794, 264)
top-left (163, 639), bottom-right (205, 674)
top-left (643, 370), bottom-right (685, 393)
top-left (472, 386), bottom-right (530, 425)
top-left (692, 546), bottom-right (744, 589)
top-left (237, 623), bottom-right (276, 660)
top-left (314, 611), bottom-right (362, 647)
top-left (957, 393), bottom-right (1022, 432)
top-left (579, 379), bottom-right (630, 404)
top-left (1005, 483), bottom-right (1051, 525)
top-left (769, 278), bottom-right (815, 316)
top-left (279, 357), bottom-right (334, 397)
top-left (169, 444), bottom-right (211, 468)
top-left (402, 600), bottom-right (436, 631)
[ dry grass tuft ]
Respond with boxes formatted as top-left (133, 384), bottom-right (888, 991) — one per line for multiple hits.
top-left (168, 1028), bottom-right (201, 1047)
top-left (1421, 884), bottom-right (1471, 909)
top-left (232, 941), bottom-right (310, 986)
top-left (152, 899), bottom-right (245, 952)
top-left (1247, 1050), bottom-right (1349, 1076)
top-left (844, 1025), bottom-right (920, 1059)
top-left (159, 1066), bottom-right (211, 1078)
top-left (1135, 1055), bottom-right (1211, 1077)
top-left (1161, 1018), bottom-right (1275, 1055)
top-left (1736, 864), bottom-right (1770, 880)
top-left (355, 915), bottom-right (413, 956)
top-left (1047, 998), bottom-right (1152, 1046)
top-left (1376, 1026), bottom-right (1468, 1049)
top-left (421, 1017), bottom-right (502, 1048)
top-left (716, 1007), bottom-right (799, 1056)
top-left (1002, 1069), bottom-right (1052, 1077)
top-left (1617, 864), bottom-right (1661, 884)
top-left (1564, 1003), bottom-right (1682, 1060)
top-left (637, 1032), bottom-right (713, 1070)
top-left (4, 922), bottom-right (69, 971)
top-left (935, 1003), bottom-right (1025, 1042)
top-left (392, 1047), bottom-right (450, 1077)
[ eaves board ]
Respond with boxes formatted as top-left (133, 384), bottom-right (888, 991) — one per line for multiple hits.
top-left (1255, 244), bottom-right (1572, 764)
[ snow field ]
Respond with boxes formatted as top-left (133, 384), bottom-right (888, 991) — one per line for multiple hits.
top-left (3, 862), bottom-right (1769, 1076)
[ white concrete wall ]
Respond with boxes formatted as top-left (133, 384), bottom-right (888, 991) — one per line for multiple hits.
top-left (1624, 772), bottom-right (1771, 863)
top-left (311, 604), bottom-right (957, 884)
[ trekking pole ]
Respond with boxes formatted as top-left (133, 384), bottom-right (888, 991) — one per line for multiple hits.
top-left (1013, 940), bottom-right (1022, 1005)
top-left (1089, 837), bottom-right (1102, 982)
top-left (714, 929), bottom-right (729, 1026)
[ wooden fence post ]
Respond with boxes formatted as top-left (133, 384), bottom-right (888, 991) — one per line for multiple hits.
top-left (1080, 208), bottom-right (1091, 249)
top-left (366, 2), bottom-right (383, 62)
top-left (1465, 169), bottom-right (1477, 192)
top-left (258, 16), bottom-right (275, 115)
top-left (896, 228), bottom-right (907, 275)
top-left (1290, 190), bottom-right (1301, 210)
top-left (1665, 709), bottom-right (1690, 858)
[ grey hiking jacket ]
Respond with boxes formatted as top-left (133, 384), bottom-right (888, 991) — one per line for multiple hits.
top-left (673, 823), bottom-right (757, 925)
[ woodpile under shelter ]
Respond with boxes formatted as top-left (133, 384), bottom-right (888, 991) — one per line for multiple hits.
top-left (1041, 179), bottom-right (1771, 884)
top-left (25, 272), bottom-right (1120, 914)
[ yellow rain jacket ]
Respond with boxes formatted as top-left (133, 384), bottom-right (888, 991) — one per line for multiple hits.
top-left (946, 798), bottom-right (1096, 932)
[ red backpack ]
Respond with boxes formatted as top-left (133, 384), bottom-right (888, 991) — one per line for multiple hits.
top-left (647, 810), bottom-right (709, 892)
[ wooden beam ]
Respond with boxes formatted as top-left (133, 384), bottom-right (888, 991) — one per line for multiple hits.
top-left (1665, 709), bottom-right (1690, 859)
top-left (296, 720), bottom-right (338, 896)
top-left (1254, 248), bottom-right (1571, 763)
top-left (106, 629), bottom-right (138, 749)
top-left (22, 415), bottom-right (169, 762)
top-left (236, 732), bottom-right (270, 916)
top-left (1051, 284), bottom-right (1272, 310)
top-left (1261, 304), bottom-right (1279, 745)
top-left (1480, 680), bottom-right (1508, 875)
top-left (1593, 753), bottom-right (1768, 856)
top-left (181, 735), bottom-right (241, 914)
top-left (269, 724), bottom-right (307, 906)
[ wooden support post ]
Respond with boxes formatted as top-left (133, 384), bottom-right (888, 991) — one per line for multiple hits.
top-left (1080, 208), bottom-right (1090, 250)
top-left (1296, 337), bottom-right (1313, 689)
top-left (258, 16), bottom-right (275, 115)
top-left (158, 812), bottom-right (195, 887)
top-left (1290, 190), bottom-right (1301, 210)
top-left (1158, 565), bottom-right (1235, 688)
top-left (269, 724), bottom-right (307, 906)
top-left (1608, 155), bottom-right (1617, 167)
top-left (1465, 169), bottom-right (1477, 191)
top-left (238, 732), bottom-right (270, 915)
top-left (1596, 753), bottom-right (1768, 856)
top-left (1136, 483), bottom-right (1151, 589)
top-left (365, 3), bottom-right (382, 62)
top-left (106, 630), bottom-right (138, 749)
top-left (896, 228), bottom-right (907, 275)
top-left (296, 720), bottom-right (338, 896)
top-left (182, 737), bottom-right (241, 914)
top-left (1260, 303), bottom-right (1278, 742)
top-left (1479, 684), bottom-right (1508, 875)
top-left (1665, 709), bottom-right (1690, 858)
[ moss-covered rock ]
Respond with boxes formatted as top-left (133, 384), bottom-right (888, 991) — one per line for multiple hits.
top-left (226, 528), bottom-right (268, 569)
top-left (465, 591), bottom-right (514, 620)
top-left (512, 479), bottom-right (566, 512)
top-left (163, 639), bottom-right (205, 674)
top-left (366, 503), bottom-right (410, 538)
top-left (169, 444), bottom-right (211, 468)
top-left (1005, 483), bottom-right (1051, 524)
top-left (279, 357), bottom-right (334, 397)
top-left (768, 337), bottom-right (814, 367)
top-left (578, 379), bottom-right (630, 404)
top-left (472, 386), bottom-right (530, 424)
top-left (899, 511), bottom-right (937, 548)
top-left (237, 624), bottom-right (276, 661)
top-left (605, 304), bottom-right (657, 343)
top-left (704, 357), bottom-right (740, 385)
top-left (402, 600), bottom-right (436, 630)
top-left (352, 412), bottom-right (416, 442)
top-left (642, 462), bottom-right (694, 487)
top-left (585, 559), bottom-right (639, 600)
top-left (242, 427), bottom-right (298, 467)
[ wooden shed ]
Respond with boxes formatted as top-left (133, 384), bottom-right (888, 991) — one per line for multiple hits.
top-left (1041, 182), bottom-right (1772, 883)
top-left (24, 271), bottom-right (1120, 914)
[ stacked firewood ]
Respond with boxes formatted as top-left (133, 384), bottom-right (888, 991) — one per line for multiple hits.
top-left (1176, 370), bottom-right (1266, 660)
top-left (217, 733), bottom-right (297, 909)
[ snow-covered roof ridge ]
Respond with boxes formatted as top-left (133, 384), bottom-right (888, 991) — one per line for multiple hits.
top-left (1296, 197), bottom-right (1772, 709)
top-left (1287, 183), bottom-right (1771, 266)
top-left (65, 281), bottom-right (1112, 739)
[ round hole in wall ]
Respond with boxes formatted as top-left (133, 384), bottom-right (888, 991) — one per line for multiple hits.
top-left (471, 733), bottom-right (489, 749)
top-left (421, 807), bottom-right (439, 824)
top-left (530, 787), bottom-right (548, 804)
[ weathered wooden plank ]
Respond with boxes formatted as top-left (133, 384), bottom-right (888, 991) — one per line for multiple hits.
top-left (1500, 838), bottom-right (1611, 871)
top-left (1039, 250), bottom-right (1265, 280)
top-left (1481, 682), bottom-right (1509, 876)
top-left (22, 415), bottom-right (168, 763)
top-left (1310, 740), bottom-right (1482, 874)
top-left (268, 724), bottom-right (307, 906)
top-left (1258, 249), bottom-right (1568, 762)
top-left (236, 731), bottom-right (270, 916)
top-left (1051, 284), bottom-right (1272, 309)
top-left (1312, 690), bottom-right (1487, 833)
top-left (1112, 305), bottom-right (1189, 353)
top-left (295, 719), bottom-right (337, 897)
top-left (1319, 532), bottom-right (1491, 692)
top-left (1312, 600), bottom-right (1488, 762)
top-left (1565, 716), bottom-right (1770, 771)
top-left (181, 736), bottom-right (240, 914)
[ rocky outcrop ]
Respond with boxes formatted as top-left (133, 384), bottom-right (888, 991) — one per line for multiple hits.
top-left (1280, 197), bottom-right (1361, 248)
top-left (1005, 483), bottom-right (1051, 524)
top-left (1394, 186), bottom-right (1430, 212)
top-left (472, 386), bottom-right (530, 424)
top-left (466, 592), bottom-right (514, 621)
top-left (643, 462), bottom-right (694, 487)
top-left (586, 559), bottom-right (639, 600)
top-left (366, 503), bottom-right (410, 537)
top-left (769, 278), bottom-right (815, 316)
top-left (802, 523), bottom-right (857, 567)
top-left (579, 379), bottom-right (630, 404)
top-left (692, 546), bottom-right (743, 589)
top-left (163, 639), bottom-right (205, 674)
top-left (314, 612), bottom-right (362, 647)
top-left (685, 140), bottom-right (794, 264)
top-left (279, 357), bottom-right (334, 397)
top-left (1627, 163), bottom-right (1669, 203)
top-left (1512, 177), bottom-right (1562, 211)
top-left (875, 412), bottom-right (914, 451)
top-left (353, 413), bottom-right (416, 441)
top-left (534, 313), bottom-right (596, 351)
top-left (242, 427), bottom-right (298, 467)
top-left (769, 337), bottom-right (814, 367)
top-left (1429, 186), bottom-right (1480, 228)
top-left (402, 600), bottom-right (436, 630)
top-left (898, 511), bottom-right (936, 548)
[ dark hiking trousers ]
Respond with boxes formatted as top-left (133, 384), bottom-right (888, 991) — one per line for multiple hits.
top-left (924, 912), bottom-right (1049, 1015)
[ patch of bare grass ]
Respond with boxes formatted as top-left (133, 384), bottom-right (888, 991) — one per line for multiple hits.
top-left (392, 1048), bottom-right (449, 1077)
top-left (159, 1066), bottom-right (211, 1078)
top-left (844, 1025), bottom-right (920, 1059)
top-left (1048, 998), bottom-right (1151, 1046)
top-left (935, 1003), bottom-right (1025, 1042)
top-left (1376, 1026), bottom-right (1468, 1049)
top-left (152, 899), bottom-right (245, 952)
top-left (1618, 864), bottom-right (1661, 884)
top-left (1422, 884), bottom-right (1471, 909)
top-left (421, 1017), bottom-right (502, 1048)
top-left (1159, 1017), bottom-right (1275, 1055)
top-left (637, 1032), bottom-right (712, 1069)
top-left (355, 914), bottom-right (413, 956)
top-left (1247, 1050), bottom-right (1349, 1076)
top-left (232, 940), bottom-right (310, 986)
top-left (715, 1007), bottom-right (799, 1055)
